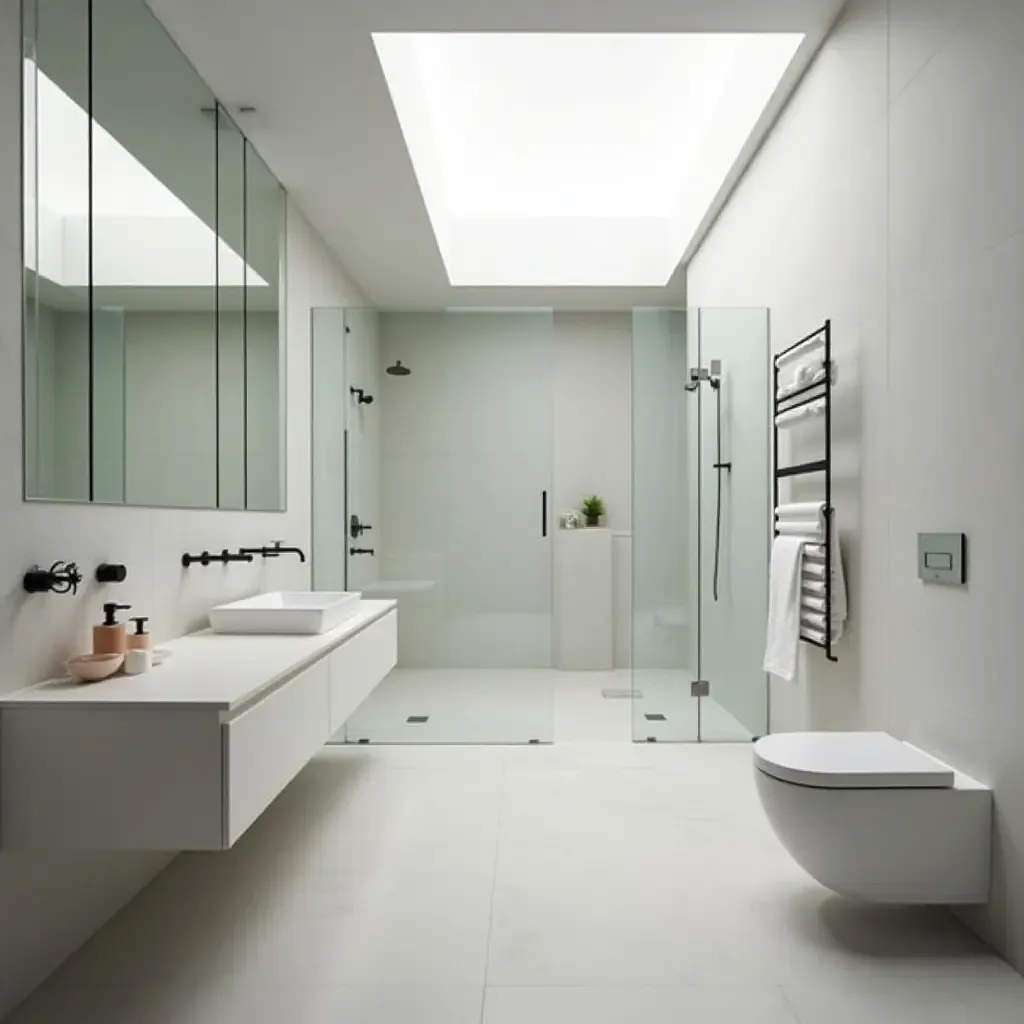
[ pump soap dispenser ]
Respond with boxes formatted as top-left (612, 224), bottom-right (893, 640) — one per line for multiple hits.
top-left (93, 602), bottom-right (131, 656)
top-left (127, 616), bottom-right (151, 651)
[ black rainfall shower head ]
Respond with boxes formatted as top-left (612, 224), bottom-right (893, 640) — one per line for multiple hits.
top-left (387, 360), bottom-right (411, 377)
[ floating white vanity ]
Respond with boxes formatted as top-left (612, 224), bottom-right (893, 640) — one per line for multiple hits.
top-left (0, 600), bottom-right (396, 851)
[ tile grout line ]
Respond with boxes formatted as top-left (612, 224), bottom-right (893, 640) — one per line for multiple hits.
top-left (778, 983), bottom-right (805, 1024)
top-left (478, 753), bottom-right (510, 1023)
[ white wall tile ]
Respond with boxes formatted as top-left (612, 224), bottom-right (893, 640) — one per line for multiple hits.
top-left (686, 0), bottom-right (1024, 973)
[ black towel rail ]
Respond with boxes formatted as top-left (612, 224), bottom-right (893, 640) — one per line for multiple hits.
top-left (772, 319), bottom-right (838, 663)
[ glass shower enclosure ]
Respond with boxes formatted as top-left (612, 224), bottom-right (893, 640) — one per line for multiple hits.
top-left (631, 307), bottom-right (770, 742)
top-left (311, 307), bottom-right (556, 744)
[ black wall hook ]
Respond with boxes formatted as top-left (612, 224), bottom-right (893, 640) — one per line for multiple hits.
top-left (96, 563), bottom-right (128, 584)
top-left (24, 561), bottom-right (84, 595)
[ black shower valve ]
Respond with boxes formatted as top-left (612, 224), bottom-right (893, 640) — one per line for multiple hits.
top-left (96, 562), bottom-right (128, 584)
top-left (23, 560), bottom-right (84, 595)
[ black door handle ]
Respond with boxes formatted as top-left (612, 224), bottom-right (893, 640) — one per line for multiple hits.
top-left (541, 490), bottom-right (548, 538)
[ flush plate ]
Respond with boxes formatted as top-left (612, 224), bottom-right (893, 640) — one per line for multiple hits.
top-left (917, 533), bottom-right (966, 585)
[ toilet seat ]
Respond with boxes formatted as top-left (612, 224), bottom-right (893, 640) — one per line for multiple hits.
top-left (754, 731), bottom-right (955, 789)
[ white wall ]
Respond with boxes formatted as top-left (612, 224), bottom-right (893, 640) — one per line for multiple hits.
top-left (686, 0), bottom-right (1024, 970)
top-left (552, 312), bottom-right (632, 667)
top-left (0, 1), bottom-right (367, 1011)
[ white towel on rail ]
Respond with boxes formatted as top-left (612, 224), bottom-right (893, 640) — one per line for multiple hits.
top-left (775, 398), bottom-right (826, 427)
top-left (776, 363), bottom-right (827, 400)
top-left (802, 514), bottom-right (848, 642)
top-left (776, 502), bottom-right (826, 520)
top-left (775, 520), bottom-right (825, 540)
top-left (801, 624), bottom-right (827, 645)
top-left (763, 536), bottom-right (807, 682)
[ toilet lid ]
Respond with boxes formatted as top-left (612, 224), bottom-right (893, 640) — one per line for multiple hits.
top-left (754, 732), bottom-right (955, 789)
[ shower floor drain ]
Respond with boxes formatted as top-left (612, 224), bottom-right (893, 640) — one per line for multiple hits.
top-left (644, 713), bottom-right (667, 721)
top-left (601, 688), bottom-right (644, 700)
top-left (406, 715), bottom-right (430, 724)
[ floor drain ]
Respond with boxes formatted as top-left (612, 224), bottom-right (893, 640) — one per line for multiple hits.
top-left (601, 688), bottom-right (644, 700)
top-left (406, 715), bottom-right (429, 724)
top-left (644, 713), bottom-right (667, 721)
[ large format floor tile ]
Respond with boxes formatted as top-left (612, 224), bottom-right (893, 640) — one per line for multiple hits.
top-left (482, 985), bottom-right (800, 1024)
top-left (8, 741), bottom-right (1024, 1024)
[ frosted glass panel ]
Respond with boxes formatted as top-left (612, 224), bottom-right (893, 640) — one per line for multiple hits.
top-left (630, 307), bottom-right (769, 743)
top-left (696, 308), bottom-right (770, 740)
top-left (311, 308), bottom-right (348, 593)
top-left (630, 309), bottom-right (697, 742)
top-left (344, 308), bottom-right (381, 592)
top-left (344, 309), bottom-right (555, 744)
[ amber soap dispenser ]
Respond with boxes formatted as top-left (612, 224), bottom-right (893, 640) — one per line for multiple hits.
top-left (127, 616), bottom-right (151, 651)
top-left (93, 602), bottom-right (131, 656)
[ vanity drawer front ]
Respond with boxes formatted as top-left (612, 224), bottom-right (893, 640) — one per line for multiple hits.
top-left (329, 610), bottom-right (397, 733)
top-left (223, 657), bottom-right (330, 846)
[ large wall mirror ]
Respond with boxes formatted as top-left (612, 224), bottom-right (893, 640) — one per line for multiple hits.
top-left (22, 0), bottom-right (286, 510)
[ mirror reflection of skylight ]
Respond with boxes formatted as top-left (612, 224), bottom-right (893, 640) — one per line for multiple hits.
top-left (24, 61), bottom-right (266, 289)
top-left (374, 33), bottom-right (804, 287)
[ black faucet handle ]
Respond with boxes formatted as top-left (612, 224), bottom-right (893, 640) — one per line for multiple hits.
top-left (96, 562), bottom-right (128, 584)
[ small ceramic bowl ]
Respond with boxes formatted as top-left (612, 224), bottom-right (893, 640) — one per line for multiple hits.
top-left (66, 652), bottom-right (124, 683)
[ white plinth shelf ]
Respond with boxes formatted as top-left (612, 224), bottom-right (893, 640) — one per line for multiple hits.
top-left (555, 527), bottom-right (614, 671)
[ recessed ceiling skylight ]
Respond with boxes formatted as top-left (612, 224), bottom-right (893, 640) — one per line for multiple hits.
top-left (374, 32), bottom-right (803, 288)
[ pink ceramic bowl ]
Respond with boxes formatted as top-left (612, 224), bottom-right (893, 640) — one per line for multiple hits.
top-left (65, 652), bottom-right (124, 683)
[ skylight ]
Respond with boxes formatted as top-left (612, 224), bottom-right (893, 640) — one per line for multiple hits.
top-left (374, 33), bottom-right (804, 288)
top-left (25, 61), bottom-right (266, 290)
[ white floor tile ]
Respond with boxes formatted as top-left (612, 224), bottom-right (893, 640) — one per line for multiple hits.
top-left (13, 743), bottom-right (1023, 1021)
top-left (342, 668), bottom-right (755, 745)
top-left (483, 985), bottom-right (800, 1024)
top-left (191, 982), bottom-right (484, 1024)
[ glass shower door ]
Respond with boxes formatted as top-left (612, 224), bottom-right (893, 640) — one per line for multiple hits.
top-left (631, 307), bottom-right (770, 742)
top-left (631, 309), bottom-right (698, 742)
top-left (311, 307), bottom-right (347, 592)
top-left (695, 308), bottom-right (770, 741)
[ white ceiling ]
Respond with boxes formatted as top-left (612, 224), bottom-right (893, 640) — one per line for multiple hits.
top-left (147, 0), bottom-right (845, 309)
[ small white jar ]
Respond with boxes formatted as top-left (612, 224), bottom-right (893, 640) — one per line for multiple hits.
top-left (123, 648), bottom-right (152, 676)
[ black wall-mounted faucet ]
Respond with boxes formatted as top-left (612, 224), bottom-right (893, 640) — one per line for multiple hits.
top-left (239, 542), bottom-right (307, 563)
top-left (182, 549), bottom-right (255, 568)
top-left (349, 515), bottom-right (373, 539)
top-left (350, 387), bottom-right (374, 405)
top-left (23, 561), bottom-right (84, 595)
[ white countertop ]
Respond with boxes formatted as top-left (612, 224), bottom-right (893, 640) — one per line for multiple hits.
top-left (0, 600), bottom-right (397, 713)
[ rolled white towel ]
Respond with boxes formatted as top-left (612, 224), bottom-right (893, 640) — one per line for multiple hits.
top-left (802, 595), bottom-right (826, 612)
top-left (802, 580), bottom-right (827, 596)
top-left (776, 521), bottom-right (824, 540)
top-left (775, 398), bottom-right (826, 427)
top-left (801, 611), bottom-right (827, 631)
top-left (800, 624), bottom-right (827, 645)
top-left (776, 363), bottom-right (828, 400)
top-left (802, 562), bottom-right (826, 579)
top-left (776, 502), bottom-right (825, 520)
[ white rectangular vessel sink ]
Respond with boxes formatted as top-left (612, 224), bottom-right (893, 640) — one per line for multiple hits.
top-left (209, 592), bottom-right (363, 635)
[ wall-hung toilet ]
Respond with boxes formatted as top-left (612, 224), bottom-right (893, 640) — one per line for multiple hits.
top-left (753, 732), bottom-right (992, 904)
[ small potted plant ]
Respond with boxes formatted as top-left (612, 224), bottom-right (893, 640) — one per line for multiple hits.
top-left (580, 494), bottom-right (606, 528)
